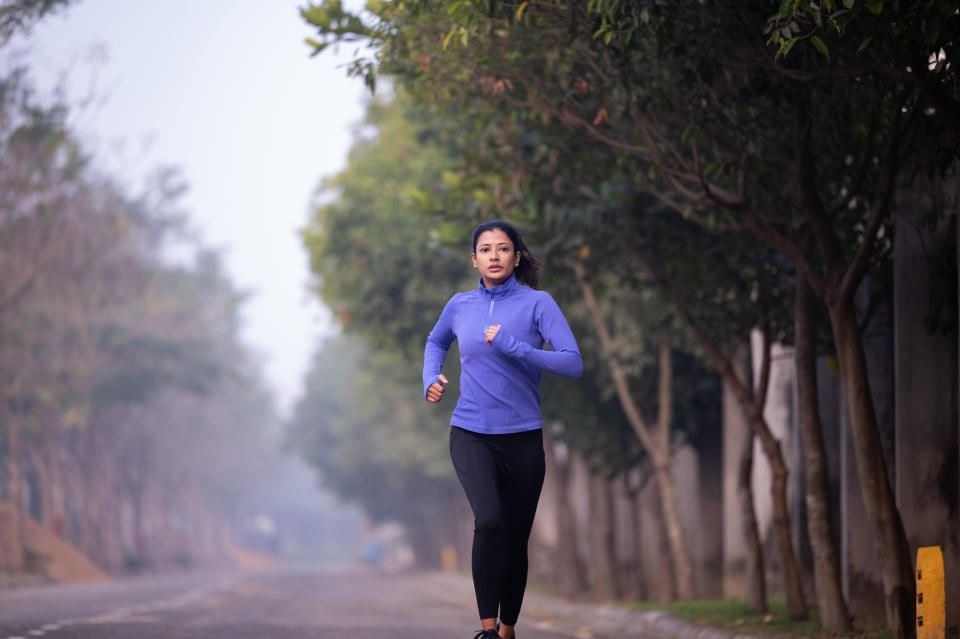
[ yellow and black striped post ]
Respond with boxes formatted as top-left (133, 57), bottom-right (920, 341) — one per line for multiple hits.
top-left (916, 546), bottom-right (945, 639)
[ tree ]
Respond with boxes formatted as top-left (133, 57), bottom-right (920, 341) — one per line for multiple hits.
top-left (0, 0), bottom-right (74, 43)
top-left (288, 336), bottom-right (464, 565)
top-left (294, 93), bottom-right (475, 564)
top-left (301, 1), bottom-right (960, 631)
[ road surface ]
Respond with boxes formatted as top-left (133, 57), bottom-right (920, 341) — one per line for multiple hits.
top-left (0, 564), bottom-right (651, 639)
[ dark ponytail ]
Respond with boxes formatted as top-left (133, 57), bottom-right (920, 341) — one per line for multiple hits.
top-left (471, 219), bottom-right (540, 290)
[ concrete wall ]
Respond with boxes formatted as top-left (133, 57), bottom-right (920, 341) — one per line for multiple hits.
top-left (722, 343), bottom-right (751, 597)
top-left (814, 358), bottom-right (844, 602)
top-left (835, 273), bottom-right (896, 617)
top-left (750, 335), bottom-right (798, 558)
top-left (637, 469), bottom-right (675, 601)
top-left (697, 418), bottom-right (725, 598)
top-left (894, 194), bottom-right (959, 628)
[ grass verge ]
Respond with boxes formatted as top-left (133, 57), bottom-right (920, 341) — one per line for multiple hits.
top-left (631, 598), bottom-right (890, 638)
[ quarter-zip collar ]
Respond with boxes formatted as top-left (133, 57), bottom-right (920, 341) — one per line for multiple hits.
top-left (477, 274), bottom-right (520, 300)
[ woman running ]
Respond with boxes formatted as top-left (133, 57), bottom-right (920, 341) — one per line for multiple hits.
top-left (422, 219), bottom-right (583, 639)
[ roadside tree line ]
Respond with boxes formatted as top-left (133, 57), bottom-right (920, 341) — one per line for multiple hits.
top-left (0, 3), bottom-right (281, 576)
top-left (295, 2), bottom-right (958, 637)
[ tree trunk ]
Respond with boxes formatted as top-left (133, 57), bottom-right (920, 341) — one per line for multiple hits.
top-left (795, 276), bottom-right (851, 632)
top-left (737, 414), bottom-right (767, 614)
top-left (3, 408), bottom-right (25, 571)
top-left (636, 256), bottom-right (808, 616)
top-left (543, 426), bottom-right (587, 595)
top-left (793, 90), bottom-right (914, 636)
top-left (47, 434), bottom-right (65, 537)
top-left (620, 472), bottom-right (646, 600)
top-left (573, 263), bottom-right (696, 599)
top-left (628, 476), bottom-right (649, 599)
top-left (712, 340), bottom-right (807, 617)
top-left (26, 442), bottom-right (51, 527)
top-left (650, 477), bottom-right (677, 600)
top-left (652, 342), bottom-right (697, 600)
top-left (665, 301), bottom-right (808, 617)
top-left (652, 459), bottom-right (694, 595)
top-left (757, 418), bottom-right (808, 620)
top-left (588, 472), bottom-right (620, 600)
top-left (828, 296), bottom-right (915, 636)
top-left (72, 456), bottom-right (95, 561)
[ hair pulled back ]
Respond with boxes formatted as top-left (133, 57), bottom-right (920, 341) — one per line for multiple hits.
top-left (471, 219), bottom-right (540, 290)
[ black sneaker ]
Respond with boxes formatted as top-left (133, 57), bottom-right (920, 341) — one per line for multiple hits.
top-left (472, 630), bottom-right (499, 639)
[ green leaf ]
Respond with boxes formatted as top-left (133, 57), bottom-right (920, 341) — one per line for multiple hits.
top-left (842, 0), bottom-right (854, 8)
top-left (857, 32), bottom-right (876, 53)
top-left (302, 5), bottom-right (331, 29)
top-left (441, 170), bottom-right (461, 187)
top-left (775, 37), bottom-right (798, 59)
top-left (515, 1), bottom-right (529, 22)
top-left (811, 35), bottom-right (829, 58)
top-left (442, 29), bottom-right (456, 50)
top-left (305, 38), bottom-right (330, 56)
top-left (865, 0), bottom-right (882, 14)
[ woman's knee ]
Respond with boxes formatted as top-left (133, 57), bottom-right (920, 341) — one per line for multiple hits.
top-left (474, 513), bottom-right (504, 539)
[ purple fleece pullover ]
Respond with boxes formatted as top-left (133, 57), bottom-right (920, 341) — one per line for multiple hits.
top-left (422, 274), bottom-right (583, 434)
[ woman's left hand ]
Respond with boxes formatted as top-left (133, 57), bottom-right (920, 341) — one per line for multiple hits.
top-left (485, 324), bottom-right (501, 346)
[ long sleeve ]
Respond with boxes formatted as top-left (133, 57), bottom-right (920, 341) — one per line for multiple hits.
top-left (492, 292), bottom-right (583, 378)
top-left (422, 295), bottom-right (457, 397)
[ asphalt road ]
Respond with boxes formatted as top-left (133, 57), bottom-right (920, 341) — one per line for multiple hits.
top-left (0, 565), bottom-right (651, 639)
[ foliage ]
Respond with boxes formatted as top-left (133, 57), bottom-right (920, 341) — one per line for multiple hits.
top-left (301, 91), bottom-right (473, 359)
top-left (0, 58), bottom-right (284, 570)
top-left (288, 335), bottom-right (459, 522)
top-left (300, 3), bottom-right (957, 619)
top-left (0, 0), bottom-right (74, 42)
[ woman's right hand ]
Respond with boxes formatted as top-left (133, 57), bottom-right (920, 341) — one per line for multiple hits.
top-left (426, 374), bottom-right (448, 403)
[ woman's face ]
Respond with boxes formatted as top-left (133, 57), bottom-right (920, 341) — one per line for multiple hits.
top-left (472, 229), bottom-right (520, 287)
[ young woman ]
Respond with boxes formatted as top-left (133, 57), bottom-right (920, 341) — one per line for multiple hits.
top-left (422, 220), bottom-right (583, 639)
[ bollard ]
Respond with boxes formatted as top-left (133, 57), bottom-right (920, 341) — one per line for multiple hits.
top-left (916, 546), bottom-right (945, 639)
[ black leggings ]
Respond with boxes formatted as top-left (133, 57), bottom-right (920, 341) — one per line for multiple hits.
top-left (449, 426), bottom-right (545, 626)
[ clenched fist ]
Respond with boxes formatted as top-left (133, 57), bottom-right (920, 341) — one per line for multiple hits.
top-left (426, 373), bottom-right (448, 403)
top-left (485, 324), bottom-right (501, 346)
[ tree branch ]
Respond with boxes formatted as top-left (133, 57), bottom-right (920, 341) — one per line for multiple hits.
top-left (573, 261), bottom-right (657, 454)
top-left (656, 339), bottom-right (672, 454)
top-left (839, 96), bottom-right (910, 301)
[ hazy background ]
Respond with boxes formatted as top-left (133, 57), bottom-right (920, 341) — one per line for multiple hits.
top-left (0, 0), bottom-right (376, 574)
top-left (22, 0), bottom-right (363, 414)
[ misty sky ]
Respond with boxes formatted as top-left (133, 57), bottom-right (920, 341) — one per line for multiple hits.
top-left (21, 0), bottom-right (366, 413)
